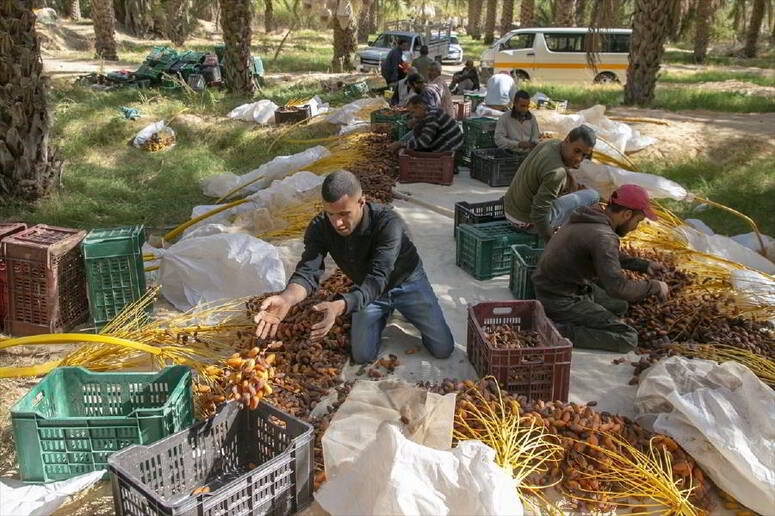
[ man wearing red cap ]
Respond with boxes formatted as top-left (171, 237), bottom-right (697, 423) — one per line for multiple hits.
top-left (532, 184), bottom-right (670, 352)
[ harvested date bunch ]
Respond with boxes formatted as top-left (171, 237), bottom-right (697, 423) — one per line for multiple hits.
top-left (485, 325), bottom-right (542, 349)
top-left (347, 133), bottom-right (398, 203)
top-left (309, 381), bottom-right (354, 491)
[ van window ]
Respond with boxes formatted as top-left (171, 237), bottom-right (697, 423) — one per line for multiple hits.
top-left (544, 32), bottom-right (585, 52)
top-left (601, 33), bottom-right (631, 53)
top-left (372, 34), bottom-right (411, 48)
top-left (503, 33), bottom-right (535, 50)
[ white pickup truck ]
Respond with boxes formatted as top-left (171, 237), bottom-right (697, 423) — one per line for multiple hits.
top-left (355, 25), bottom-right (451, 74)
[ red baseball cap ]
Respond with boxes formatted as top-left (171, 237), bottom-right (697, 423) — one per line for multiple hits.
top-left (610, 184), bottom-right (657, 220)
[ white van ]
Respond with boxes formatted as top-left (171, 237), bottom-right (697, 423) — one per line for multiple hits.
top-left (479, 27), bottom-right (631, 84)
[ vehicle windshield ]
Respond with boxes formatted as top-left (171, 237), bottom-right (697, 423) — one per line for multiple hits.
top-left (450, 36), bottom-right (459, 44)
top-left (371, 33), bottom-right (412, 48)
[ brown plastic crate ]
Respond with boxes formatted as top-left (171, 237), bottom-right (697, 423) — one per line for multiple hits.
top-left (3, 225), bottom-right (89, 336)
top-left (398, 149), bottom-right (455, 185)
top-left (453, 99), bottom-right (472, 120)
top-left (0, 223), bottom-right (28, 334)
top-left (467, 300), bottom-right (572, 401)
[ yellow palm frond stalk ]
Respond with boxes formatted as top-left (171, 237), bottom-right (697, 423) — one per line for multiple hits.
top-left (256, 202), bottom-right (323, 241)
top-left (565, 433), bottom-right (700, 516)
top-left (671, 343), bottom-right (775, 386)
top-left (453, 378), bottom-right (564, 508)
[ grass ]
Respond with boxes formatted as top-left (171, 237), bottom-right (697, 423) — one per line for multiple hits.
top-left (0, 80), bottom-right (351, 230)
top-left (634, 141), bottom-right (774, 236)
top-left (660, 70), bottom-right (775, 88)
top-left (663, 49), bottom-right (775, 69)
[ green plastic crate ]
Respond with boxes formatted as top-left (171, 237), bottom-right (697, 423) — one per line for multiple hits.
top-left (456, 221), bottom-right (540, 280)
top-left (11, 366), bottom-right (193, 483)
top-left (508, 244), bottom-right (545, 299)
top-left (371, 109), bottom-right (409, 140)
top-left (83, 225), bottom-right (147, 329)
top-left (461, 117), bottom-right (498, 160)
top-left (464, 93), bottom-right (485, 112)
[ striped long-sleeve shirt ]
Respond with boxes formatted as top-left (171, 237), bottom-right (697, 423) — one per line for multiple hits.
top-left (406, 109), bottom-right (464, 152)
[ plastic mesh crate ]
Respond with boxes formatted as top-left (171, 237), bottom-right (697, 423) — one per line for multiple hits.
top-left (453, 199), bottom-right (505, 237)
top-left (460, 117), bottom-right (497, 161)
top-left (399, 149), bottom-right (455, 185)
top-left (371, 108), bottom-right (409, 140)
top-left (2, 225), bottom-right (89, 336)
top-left (467, 301), bottom-right (572, 401)
top-left (11, 366), bottom-right (193, 483)
top-left (83, 226), bottom-right (147, 329)
top-left (456, 221), bottom-right (540, 280)
top-left (109, 401), bottom-right (313, 516)
top-left (463, 93), bottom-right (485, 112)
top-left (509, 244), bottom-right (544, 300)
top-left (0, 223), bottom-right (28, 334)
top-left (470, 148), bottom-right (527, 187)
top-left (453, 99), bottom-right (472, 120)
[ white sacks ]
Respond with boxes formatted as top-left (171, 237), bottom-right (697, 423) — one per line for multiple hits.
top-left (159, 232), bottom-right (286, 311)
top-left (573, 161), bottom-right (688, 201)
top-left (635, 356), bottom-right (775, 515)
top-left (227, 99), bottom-right (279, 125)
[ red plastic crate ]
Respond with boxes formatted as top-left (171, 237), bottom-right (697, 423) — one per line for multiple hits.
top-left (467, 300), bottom-right (572, 402)
top-left (0, 223), bottom-right (28, 334)
top-left (453, 99), bottom-right (472, 120)
top-left (2, 225), bottom-right (89, 336)
top-left (398, 149), bottom-right (455, 185)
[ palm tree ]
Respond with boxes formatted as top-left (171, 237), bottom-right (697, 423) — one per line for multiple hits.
top-left (468, 0), bottom-right (483, 39)
top-left (265, 0), bottom-right (275, 32)
top-left (219, 0), bottom-right (255, 94)
top-left (116, 0), bottom-right (157, 38)
top-left (693, 0), bottom-right (719, 63)
top-left (624, 0), bottom-right (681, 106)
top-left (520, 0), bottom-right (535, 27)
top-left (744, 0), bottom-right (766, 56)
top-left (165, 0), bottom-right (194, 46)
top-left (484, 0), bottom-right (497, 44)
top-left (575, 0), bottom-right (586, 25)
top-left (64, 0), bottom-right (81, 20)
top-left (554, 0), bottom-right (576, 26)
top-left (331, 0), bottom-right (357, 72)
top-left (357, 0), bottom-right (373, 43)
top-left (501, 0), bottom-right (515, 34)
top-left (91, 0), bottom-right (119, 60)
top-left (0, 2), bottom-right (62, 201)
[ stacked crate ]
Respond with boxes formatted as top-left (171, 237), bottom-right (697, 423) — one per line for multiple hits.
top-left (0, 223), bottom-right (28, 334)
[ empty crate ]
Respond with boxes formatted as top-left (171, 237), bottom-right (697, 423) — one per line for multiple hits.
top-left (453, 199), bottom-right (506, 237)
top-left (398, 149), bottom-right (455, 185)
top-left (460, 117), bottom-right (497, 163)
top-left (2, 224), bottom-right (89, 336)
top-left (0, 222), bottom-right (27, 334)
top-left (456, 221), bottom-right (540, 280)
top-left (470, 148), bottom-right (527, 187)
top-left (509, 244), bottom-right (544, 300)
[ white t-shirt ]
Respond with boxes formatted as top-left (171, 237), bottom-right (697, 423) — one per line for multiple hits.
top-left (484, 73), bottom-right (517, 106)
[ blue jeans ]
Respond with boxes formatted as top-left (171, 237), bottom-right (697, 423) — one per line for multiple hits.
top-left (350, 269), bottom-right (454, 364)
top-left (549, 189), bottom-right (600, 227)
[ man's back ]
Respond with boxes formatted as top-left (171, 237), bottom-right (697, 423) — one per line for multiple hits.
top-left (413, 55), bottom-right (434, 80)
top-left (504, 139), bottom-right (566, 221)
top-left (485, 73), bottom-right (516, 106)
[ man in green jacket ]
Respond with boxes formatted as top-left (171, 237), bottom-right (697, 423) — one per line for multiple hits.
top-left (412, 45), bottom-right (434, 81)
top-left (532, 185), bottom-right (669, 352)
top-left (503, 125), bottom-right (600, 242)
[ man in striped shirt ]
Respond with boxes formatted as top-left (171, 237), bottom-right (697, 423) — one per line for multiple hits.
top-left (391, 95), bottom-right (464, 153)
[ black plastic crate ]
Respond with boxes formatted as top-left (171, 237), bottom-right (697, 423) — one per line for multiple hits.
top-left (470, 148), bottom-right (527, 187)
top-left (109, 402), bottom-right (313, 516)
top-left (453, 199), bottom-right (505, 237)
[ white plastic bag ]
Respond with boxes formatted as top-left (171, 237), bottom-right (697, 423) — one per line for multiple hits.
top-left (675, 225), bottom-right (775, 275)
top-left (316, 424), bottom-right (523, 516)
top-left (0, 471), bottom-right (104, 516)
top-left (573, 161), bottom-right (688, 201)
top-left (730, 269), bottom-right (775, 311)
top-left (227, 99), bottom-right (279, 125)
top-left (132, 121), bottom-right (175, 148)
top-left (201, 145), bottom-right (330, 198)
top-left (326, 98), bottom-right (387, 126)
top-left (159, 233), bottom-right (286, 311)
top-left (635, 356), bottom-right (775, 515)
top-left (731, 231), bottom-right (775, 259)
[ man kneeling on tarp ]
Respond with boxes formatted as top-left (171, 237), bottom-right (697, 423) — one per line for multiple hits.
top-left (532, 185), bottom-right (670, 352)
top-left (254, 170), bottom-right (455, 363)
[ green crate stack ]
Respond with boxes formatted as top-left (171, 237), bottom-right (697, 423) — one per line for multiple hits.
top-left (371, 109), bottom-right (409, 140)
top-left (83, 225), bottom-right (147, 329)
top-left (344, 81), bottom-right (369, 97)
top-left (456, 221), bottom-right (540, 280)
top-left (508, 244), bottom-right (545, 299)
top-left (463, 93), bottom-right (485, 112)
top-left (460, 117), bottom-right (498, 164)
top-left (11, 366), bottom-right (193, 483)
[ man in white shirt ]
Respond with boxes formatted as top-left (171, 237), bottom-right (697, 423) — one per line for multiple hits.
top-left (484, 71), bottom-right (517, 111)
top-left (427, 62), bottom-right (455, 118)
top-left (395, 67), bottom-right (418, 106)
top-left (494, 89), bottom-right (539, 153)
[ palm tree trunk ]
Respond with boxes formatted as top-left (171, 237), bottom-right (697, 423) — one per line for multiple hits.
top-left (468, 0), bottom-right (483, 40)
top-left (575, 0), bottom-right (586, 25)
top-left (500, 0), bottom-right (514, 34)
top-left (357, 0), bottom-right (373, 43)
top-left (220, 0), bottom-right (255, 94)
top-left (265, 0), bottom-right (274, 32)
top-left (483, 0), bottom-right (497, 44)
top-left (367, 0), bottom-right (377, 33)
top-left (520, 0), bottom-right (535, 27)
top-left (0, 2), bottom-right (62, 200)
top-left (554, 0), bottom-right (575, 26)
top-left (624, 0), bottom-right (680, 106)
top-left (64, 0), bottom-right (82, 20)
top-left (744, 0), bottom-right (766, 56)
top-left (331, 1), bottom-right (356, 72)
top-left (91, 0), bottom-right (119, 60)
top-left (693, 0), bottom-right (715, 63)
top-left (165, 0), bottom-right (193, 46)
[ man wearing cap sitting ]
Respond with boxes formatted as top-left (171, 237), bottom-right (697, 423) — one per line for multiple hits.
top-left (389, 95), bottom-right (463, 154)
top-left (531, 185), bottom-right (670, 352)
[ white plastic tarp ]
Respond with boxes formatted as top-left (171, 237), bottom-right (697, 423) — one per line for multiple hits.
top-left (730, 269), bottom-right (775, 311)
top-left (731, 232), bottom-right (775, 260)
top-left (227, 100), bottom-right (279, 125)
top-left (573, 161), bottom-right (688, 201)
top-left (200, 145), bottom-right (330, 198)
top-left (635, 356), bottom-right (775, 515)
top-left (325, 98), bottom-right (387, 126)
top-left (159, 232), bottom-right (286, 311)
top-left (675, 225), bottom-right (775, 275)
top-left (315, 424), bottom-right (523, 516)
top-left (0, 471), bottom-right (104, 516)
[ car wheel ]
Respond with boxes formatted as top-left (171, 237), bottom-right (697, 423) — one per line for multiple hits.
top-left (594, 72), bottom-right (619, 84)
top-left (513, 70), bottom-right (530, 82)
